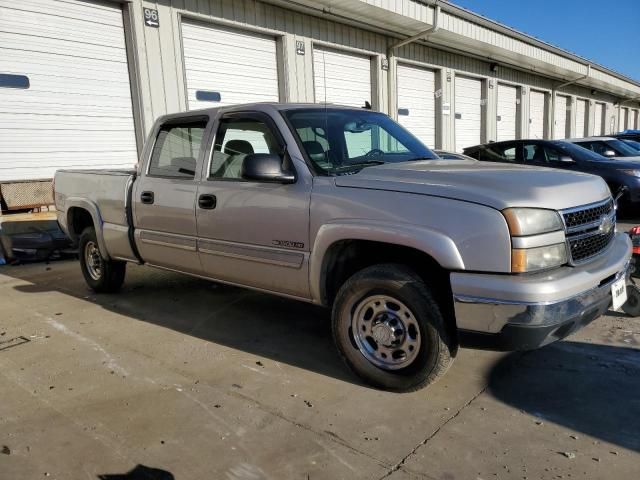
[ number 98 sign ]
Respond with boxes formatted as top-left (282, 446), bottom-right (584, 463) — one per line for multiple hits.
top-left (144, 8), bottom-right (159, 28)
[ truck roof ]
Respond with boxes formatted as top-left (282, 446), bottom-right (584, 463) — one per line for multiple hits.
top-left (158, 102), bottom-right (376, 122)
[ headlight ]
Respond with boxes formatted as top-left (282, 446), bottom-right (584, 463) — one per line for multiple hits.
top-left (512, 243), bottom-right (568, 273)
top-left (621, 169), bottom-right (640, 177)
top-left (503, 208), bottom-right (563, 236)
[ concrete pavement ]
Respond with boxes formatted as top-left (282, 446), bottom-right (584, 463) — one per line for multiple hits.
top-left (0, 259), bottom-right (638, 480)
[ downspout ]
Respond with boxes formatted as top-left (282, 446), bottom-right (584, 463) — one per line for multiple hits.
top-left (387, 4), bottom-right (441, 119)
top-left (551, 64), bottom-right (591, 139)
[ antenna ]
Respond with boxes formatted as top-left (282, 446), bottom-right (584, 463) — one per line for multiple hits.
top-left (322, 49), bottom-right (330, 171)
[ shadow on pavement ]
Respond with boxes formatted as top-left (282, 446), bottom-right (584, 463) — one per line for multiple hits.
top-left (8, 262), bottom-right (356, 386)
top-left (488, 340), bottom-right (640, 452)
top-left (97, 464), bottom-right (174, 479)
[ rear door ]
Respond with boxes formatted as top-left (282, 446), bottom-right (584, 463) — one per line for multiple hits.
top-left (195, 111), bottom-right (311, 298)
top-left (133, 115), bottom-right (212, 274)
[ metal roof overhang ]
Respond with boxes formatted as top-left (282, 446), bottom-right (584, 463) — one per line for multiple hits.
top-left (269, 0), bottom-right (640, 101)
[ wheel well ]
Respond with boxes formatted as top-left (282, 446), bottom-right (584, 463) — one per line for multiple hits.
top-left (321, 240), bottom-right (457, 347)
top-left (67, 207), bottom-right (94, 244)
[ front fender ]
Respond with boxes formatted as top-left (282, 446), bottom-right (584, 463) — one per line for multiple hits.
top-left (64, 197), bottom-right (111, 260)
top-left (309, 219), bottom-right (464, 303)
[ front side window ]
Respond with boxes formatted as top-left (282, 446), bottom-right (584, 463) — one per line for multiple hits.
top-left (284, 109), bottom-right (436, 175)
top-left (479, 144), bottom-right (518, 163)
top-left (148, 121), bottom-right (207, 178)
top-left (210, 116), bottom-right (282, 180)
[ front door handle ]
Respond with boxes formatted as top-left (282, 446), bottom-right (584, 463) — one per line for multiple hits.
top-left (140, 191), bottom-right (154, 204)
top-left (198, 194), bottom-right (217, 210)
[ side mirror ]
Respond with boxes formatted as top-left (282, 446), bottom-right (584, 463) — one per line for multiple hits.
top-left (603, 150), bottom-right (616, 157)
top-left (559, 155), bottom-right (575, 163)
top-left (241, 153), bottom-right (295, 184)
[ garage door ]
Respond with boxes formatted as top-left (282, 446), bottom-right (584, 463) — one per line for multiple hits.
top-left (454, 76), bottom-right (482, 152)
top-left (181, 21), bottom-right (279, 109)
top-left (496, 84), bottom-right (518, 142)
top-left (529, 90), bottom-right (546, 139)
top-left (0, 0), bottom-right (137, 182)
top-left (554, 95), bottom-right (569, 139)
top-left (313, 46), bottom-right (371, 108)
top-left (633, 110), bottom-right (639, 130)
top-left (620, 108), bottom-right (629, 131)
top-left (575, 99), bottom-right (588, 137)
top-left (593, 103), bottom-right (605, 136)
top-left (396, 64), bottom-right (436, 147)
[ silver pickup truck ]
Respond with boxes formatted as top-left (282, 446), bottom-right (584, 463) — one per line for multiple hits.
top-left (54, 103), bottom-right (631, 392)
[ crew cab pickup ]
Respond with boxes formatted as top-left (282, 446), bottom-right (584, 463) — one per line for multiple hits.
top-left (54, 103), bottom-right (631, 391)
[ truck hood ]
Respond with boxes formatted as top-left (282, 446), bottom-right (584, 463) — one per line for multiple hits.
top-left (334, 160), bottom-right (610, 210)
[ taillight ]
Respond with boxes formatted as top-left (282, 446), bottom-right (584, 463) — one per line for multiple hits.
top-left (629, 226), bottom-right (640, 254)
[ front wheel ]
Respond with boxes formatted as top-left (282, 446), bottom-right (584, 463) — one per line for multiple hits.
top-left (79, 227), bottom-right (126, 293)
top-left (332, 264), bottom-right (453, 392)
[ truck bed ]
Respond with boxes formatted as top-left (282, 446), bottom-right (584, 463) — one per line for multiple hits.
top-left (54, 169), bottom-right (138, 262)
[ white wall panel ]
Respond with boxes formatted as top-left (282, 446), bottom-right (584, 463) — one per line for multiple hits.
top-left (0, 0), bottom-right (137, 181)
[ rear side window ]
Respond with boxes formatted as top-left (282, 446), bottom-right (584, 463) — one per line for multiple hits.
top-left (148, 121), bottom-right (207, 178)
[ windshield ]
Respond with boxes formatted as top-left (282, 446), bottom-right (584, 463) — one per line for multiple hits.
top-left (605, 139), bottom-right (640, 156)
top-left (552, 141), bottom-right (607, 161)
top-left (284, 108), bottom-right (437, 175)
top-left (620, 139), bottom-right (640, 153)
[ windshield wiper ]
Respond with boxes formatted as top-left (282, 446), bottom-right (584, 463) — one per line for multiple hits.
top-left (331, 160), bottom-right (386, 173)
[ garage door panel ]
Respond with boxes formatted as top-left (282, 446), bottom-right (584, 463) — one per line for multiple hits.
top-left (182, 21), bottom-right (279, 109)
top-left (554, 95), bottom-right (569, 139)
top-left (0, 0), bottom-right (137, 182)
top-left (497, 84), bottom-right (517, 142)
top-left (593, 103), bottom-right (604, 136)
top-left (575, 99), bottom-right (587, 137)
top-left (314, 47), bottom-right (371, 108)
top-left (529, 91), bottom-right (546, 139)
top-left (455, 76), bottom-right (482, 152)
top-left (397, 64), bottom-right (435, 147)
top-left (0, 32), bottom-right (127, 63)
top-left (0, 0), bottom-right (127, 25)
top-left (0, 8), bottom-right (126, 45)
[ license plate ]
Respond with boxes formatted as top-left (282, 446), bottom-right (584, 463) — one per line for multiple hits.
top-left (611, 278), bottom-right (627, 311)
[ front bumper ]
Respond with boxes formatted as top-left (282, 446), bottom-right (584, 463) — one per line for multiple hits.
top-left (452, 232), bottom-right (632, 351)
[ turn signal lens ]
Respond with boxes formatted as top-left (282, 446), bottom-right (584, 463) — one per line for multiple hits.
top-left (512, 243), bottom-right (568, 273)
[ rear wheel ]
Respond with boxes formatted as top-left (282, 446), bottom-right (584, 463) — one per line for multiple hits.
top-left (332, 264), bottom-right (453, 392)
top-left (79, 227), bottom-right (126, 293)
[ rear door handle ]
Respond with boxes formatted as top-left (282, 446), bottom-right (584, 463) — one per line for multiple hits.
top-left (198, 194), bottom-right (217, 210)
top-left (140, 191), bottom-right (154, 204)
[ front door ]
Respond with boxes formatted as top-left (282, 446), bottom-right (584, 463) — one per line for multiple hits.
top-left (196, 111), bottom-right (312, 298)
top-left (133, 116), bottom-right (212, 274)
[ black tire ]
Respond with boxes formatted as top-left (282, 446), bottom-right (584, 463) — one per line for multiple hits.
top-left (78, 227), bottom-right (126, 293)
top-left (622, 284), bottom-right (640, 317)
top-left (332, 264), bottom-right (453, 392)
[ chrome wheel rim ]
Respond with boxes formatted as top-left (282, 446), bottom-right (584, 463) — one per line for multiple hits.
top-left (351, 294), bottom-right (421, 370)
top-left (84, 241), bottom-right (103, 281)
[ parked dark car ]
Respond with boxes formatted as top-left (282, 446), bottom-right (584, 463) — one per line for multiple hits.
top-left (463, 139), bottom-right (640, 210)
top-left (567, 137), bottom-right (640, 160)
top-left (613, 130), bottom-right (640, 143)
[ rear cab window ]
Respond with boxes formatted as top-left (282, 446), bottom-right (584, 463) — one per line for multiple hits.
top-left (148, 119), bottom-right (208, 178)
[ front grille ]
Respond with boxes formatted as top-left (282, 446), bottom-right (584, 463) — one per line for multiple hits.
top-left (563, 199), bottom-right (614, 230)
top-left (568, 228), bottom-right (615, 263)
top-left (562, 199), bottom-right (616, 264)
